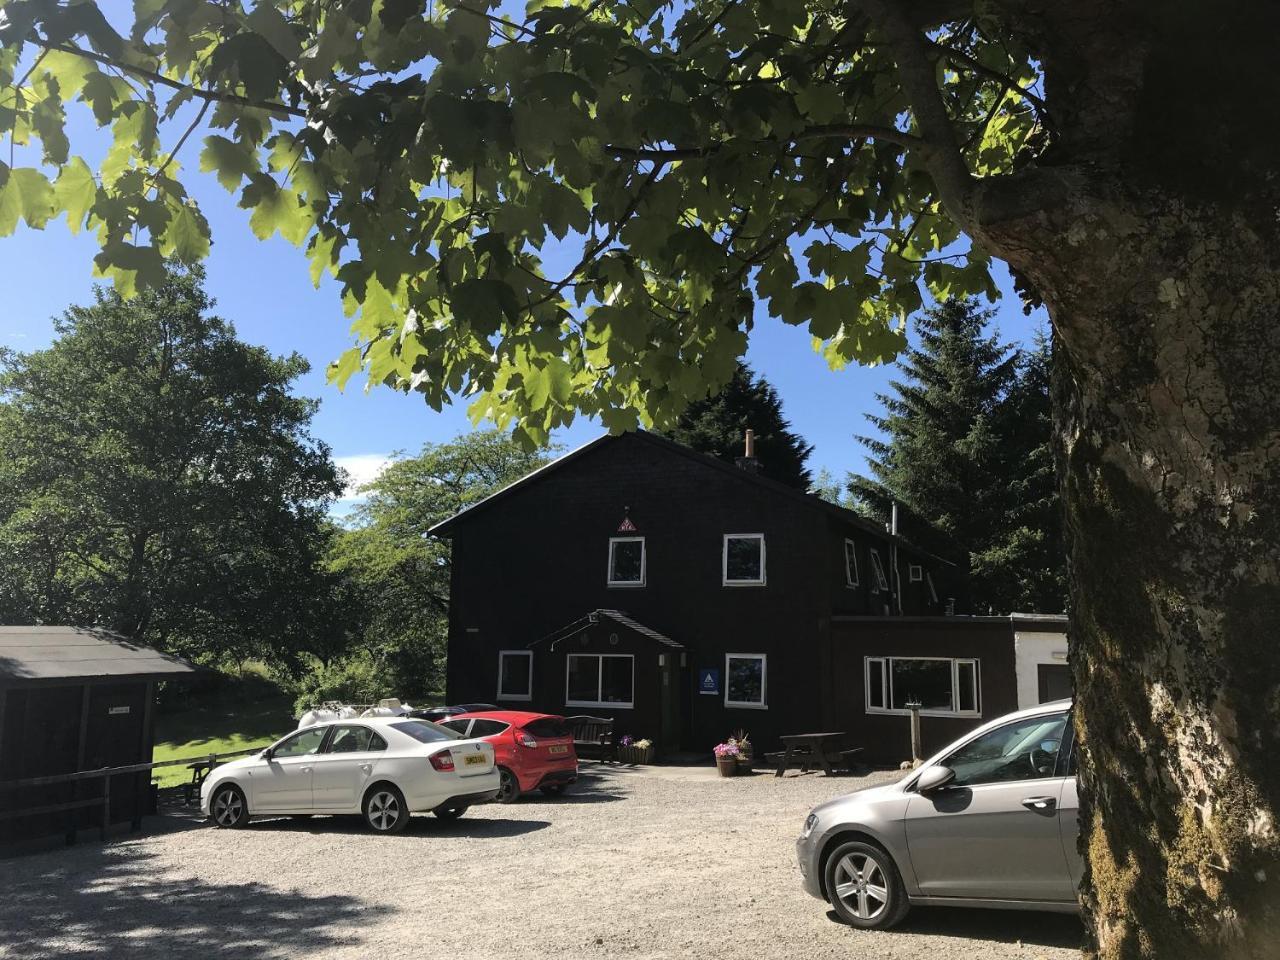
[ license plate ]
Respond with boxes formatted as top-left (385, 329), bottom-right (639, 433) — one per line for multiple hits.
top-left (548, 745), bottom-right (569, 755)
top-left (464, 754), bottom-right (487, 766)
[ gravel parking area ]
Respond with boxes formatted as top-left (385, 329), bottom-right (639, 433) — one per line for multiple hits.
top-left (0, 764), bottom-right (1081, 960)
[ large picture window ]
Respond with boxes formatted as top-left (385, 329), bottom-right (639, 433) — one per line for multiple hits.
top-left (864, 656), bottom-right (981, 717)
top-left (607, 537), bottom-right (646, 586)
top-left (723, 534), bottom-right (766, 585)
top-left (566, 654), bottom-right (634, 709)
top-left (497, 650), bottom-right (533, 701)
top-left (844, 539), bottom-right (859, 588)
top-left (725, 653), bottom-right (767, 708)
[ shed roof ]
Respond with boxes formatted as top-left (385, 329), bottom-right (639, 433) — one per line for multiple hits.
top-left (0, 627), bottom-right (197, 687)
top-left (531, 609), bottom-right (684, 651)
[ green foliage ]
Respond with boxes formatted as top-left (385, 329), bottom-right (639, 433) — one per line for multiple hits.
top-left (849, 300), bottom-right (1065, 613)
top-left (318, 429), bottom-right (552, 702)
top-left (660, 362), bottom-right (813, 489)
top-left (288, 652), bottom-right (394, 717)
top-left (0, 265), bottom-right (345, 665)
top-left (0, 1), bottom-right (1046, 442)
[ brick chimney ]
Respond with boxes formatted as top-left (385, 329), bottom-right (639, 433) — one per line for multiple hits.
top-left (735, 428), bottom-right (761, 474)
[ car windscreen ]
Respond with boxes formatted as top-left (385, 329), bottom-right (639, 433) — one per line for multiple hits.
top-left (522, 718), bottom-right (570, 738)
top-left (391, 720), bottom-right (465, 743)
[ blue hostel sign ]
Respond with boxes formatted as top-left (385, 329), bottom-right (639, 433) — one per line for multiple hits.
top-left (698, 668), bottom-right (720, 695)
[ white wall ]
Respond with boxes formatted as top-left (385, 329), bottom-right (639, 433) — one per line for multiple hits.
top-left (1013, 629), bottom-right (1069, 709)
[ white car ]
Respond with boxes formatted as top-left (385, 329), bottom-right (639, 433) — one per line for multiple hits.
top-left (201, 717), bottom-right (499, 834)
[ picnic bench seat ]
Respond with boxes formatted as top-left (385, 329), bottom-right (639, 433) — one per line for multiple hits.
top-left (768, 735), bottom-right (864, 777)
top-left (564, 715), bottom-right (615, 762)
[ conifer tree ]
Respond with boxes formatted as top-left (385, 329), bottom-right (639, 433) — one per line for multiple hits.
top-left (662, 363), bottom-right (814, 490)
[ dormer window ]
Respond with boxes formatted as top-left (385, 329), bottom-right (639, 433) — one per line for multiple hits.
top-left (608, 537), bottom-right (646, 587)
top-left (723, 534), bottom-right (766, 586)
top-left (844, 539), bottom-right (860, 588)
top-left (909, 564), bottom-right (923, 582)
top-left (869, 548), bottom-right (889, 592)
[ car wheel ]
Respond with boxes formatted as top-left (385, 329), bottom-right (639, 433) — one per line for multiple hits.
top-left (823, 840), bottom-right (910, 929)
top-left (209, 784), bottom-right (249, 829)
top-left (540, 784), bottom-right (567, 797)
top-left (495, 767), bottom-right (521, 804)
top-left (434, 805), bottom-right (467, 820)
top-left (362, 784), bottom-right (410, 834)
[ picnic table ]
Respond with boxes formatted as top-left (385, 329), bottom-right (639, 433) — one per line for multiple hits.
top-left (765, 732), bottom-right (863, 777)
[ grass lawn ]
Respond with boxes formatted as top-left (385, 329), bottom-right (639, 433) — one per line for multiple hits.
top-left (152, 689), bottom-right (295, 788)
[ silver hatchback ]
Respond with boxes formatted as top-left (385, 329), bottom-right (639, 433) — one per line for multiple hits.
top-left (796, 701), bottom-right (1082, 928)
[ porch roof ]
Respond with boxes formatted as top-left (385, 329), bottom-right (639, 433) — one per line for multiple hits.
top-left (530, 609), bottom-right (684, 651)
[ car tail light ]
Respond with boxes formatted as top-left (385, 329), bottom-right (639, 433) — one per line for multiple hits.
top-left (429, 750), bottom-right (455, 771)
top-left (514, 731), bottom-right (539, 748)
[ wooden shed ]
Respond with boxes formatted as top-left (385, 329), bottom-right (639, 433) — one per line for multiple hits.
top-left (0, 626), bottom-right (195, 847)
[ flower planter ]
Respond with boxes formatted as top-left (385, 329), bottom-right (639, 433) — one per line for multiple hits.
top-left (715, 756), bottom-right (738, 778)
top-left (617, 744), bottom-right (654, 765)
top-left (735, 751), bottom-right (754, 773)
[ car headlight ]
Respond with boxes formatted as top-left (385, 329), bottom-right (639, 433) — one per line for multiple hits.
top-left (802, 812), bottom-right (818, 838)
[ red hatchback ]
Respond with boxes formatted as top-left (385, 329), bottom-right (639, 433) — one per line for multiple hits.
top-left (440, 711), bottom-right (578, 803)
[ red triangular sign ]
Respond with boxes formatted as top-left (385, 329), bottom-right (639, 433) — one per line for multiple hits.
top-left (617, 516), bottom-right (637, 532)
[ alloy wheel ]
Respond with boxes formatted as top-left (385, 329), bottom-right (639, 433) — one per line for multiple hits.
top-left (367, 791), bottom-right (400, 831)
top-left (213, 789), bottom-right (243, 827)
top-left (832, 852), bottom-right (889, 921)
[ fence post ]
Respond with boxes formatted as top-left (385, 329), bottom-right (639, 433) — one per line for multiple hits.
top-left (100, 775), bottom-right (111, 841)
top-left (907, 700), bottom-right (923, 767)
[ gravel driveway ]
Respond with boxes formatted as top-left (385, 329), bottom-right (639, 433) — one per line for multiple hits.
top-left (0, 764), bottom-right (1081, 960)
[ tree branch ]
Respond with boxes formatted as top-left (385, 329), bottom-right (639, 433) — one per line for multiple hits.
top-left (36, 38), bottom-right (306, 118)
top-left (606, 123), bottom-right (922, 161)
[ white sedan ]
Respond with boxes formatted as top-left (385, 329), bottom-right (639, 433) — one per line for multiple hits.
top-left (201, 717), bottom-right (499, 834)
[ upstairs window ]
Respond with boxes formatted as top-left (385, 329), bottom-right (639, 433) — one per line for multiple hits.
top-left (607, 537), bottom-right (646, 587)
top-left (909, 564), bottom-right (923, 582)
top-left (844, 539), bottom-right (860, 587)
top-left (868, 548), bottom-right (889, 592)
top-left (926, 571), bottom-right (939, 604)
top-left (723, 534), bottom-right (766, 586)
top-left (497, 650), bottom-right (533, 701)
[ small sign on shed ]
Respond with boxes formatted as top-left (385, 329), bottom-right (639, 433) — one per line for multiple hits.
top-left (108, 705), bottom-right (131, 715)
top-left (698, 668), bottom-right (720, 695)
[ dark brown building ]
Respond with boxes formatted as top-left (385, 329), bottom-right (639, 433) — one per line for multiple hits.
top-left (433, 431), bottom-right (1057, 760)
top-left (0, 627), bottom-right (195, 847)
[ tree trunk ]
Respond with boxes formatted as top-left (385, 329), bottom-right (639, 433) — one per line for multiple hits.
top-left (987, 186), bottom-right (1280, 957)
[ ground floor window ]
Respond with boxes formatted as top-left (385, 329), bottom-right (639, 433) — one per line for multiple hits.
top-left (497, 650), bottom-right (533, 701)
top-left (566, 654), bottom-right (634, 708)
top-left (864, 656), bottom-right (980, 717)
top-left (725, 653), bottom-right (767, 709)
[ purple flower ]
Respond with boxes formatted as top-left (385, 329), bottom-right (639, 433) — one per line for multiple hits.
top-left (620, 735), bottom-right (634, 747)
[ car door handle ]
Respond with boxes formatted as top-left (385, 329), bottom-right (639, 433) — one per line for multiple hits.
top-left (300, 766), bottom-right (313, 774)
top-left (359, 763), bottom-right (372, 774)
top-left (1022, 796), bottom-right (1057, 811)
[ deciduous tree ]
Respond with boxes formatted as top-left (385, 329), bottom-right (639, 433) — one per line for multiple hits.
top-left (2, 3), bottom-right (1277, 953)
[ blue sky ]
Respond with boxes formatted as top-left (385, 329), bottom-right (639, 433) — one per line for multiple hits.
top-left (0, 45), bottom-right (1049, 510)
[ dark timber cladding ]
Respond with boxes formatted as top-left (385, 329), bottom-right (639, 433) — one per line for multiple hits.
top-left (434, 430), bottom-right (999, 757)
top-left (0, 627), bottom-right (195, 846)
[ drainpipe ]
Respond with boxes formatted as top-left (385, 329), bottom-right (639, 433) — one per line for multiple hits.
top-left (890, 502), bottom-right (902, 615)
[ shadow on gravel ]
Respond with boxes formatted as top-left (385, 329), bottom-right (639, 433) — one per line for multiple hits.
top-left (0, 846), bottom-right (391, 960)
top-left (249, 813), bottom-right (552, 838)
top-left (830, 906), bottom-right (1084, 949)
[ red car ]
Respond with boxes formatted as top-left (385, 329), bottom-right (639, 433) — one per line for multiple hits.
top-left (439, 711), bottom-right (578, 803)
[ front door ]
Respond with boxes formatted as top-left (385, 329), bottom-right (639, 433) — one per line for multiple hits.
top-left (1037, 664), bottom-right (1072, 703)
top-left (251, 727), bottom-right (327, 811)
top-left (311, 725), bottom-right (387, 809)
top-left (904, 711), bottom-right (1076, 902)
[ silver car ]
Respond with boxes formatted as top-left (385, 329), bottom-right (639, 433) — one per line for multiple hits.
top-left (796, 700), bottom-right (1081, 928)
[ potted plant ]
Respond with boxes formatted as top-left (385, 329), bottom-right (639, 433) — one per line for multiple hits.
top-left (731, 729), bottom-right (753, 771)
top-left (713, 740), bottom-right (741, 777)
top-left (617, 735), bottom-right (654, 765)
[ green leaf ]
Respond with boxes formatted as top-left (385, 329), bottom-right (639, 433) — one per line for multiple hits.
top-left (328, 346), bottom-right (365, 390)
top-left (160, 200), bottom-right (211, 263)
top-left (246, 3), bottom-right (302, 61)
top-left (0, 168), bottom-right (55, 235)
top-left (53, 157), bottom-right (97, 234)
top-left (200, 135), bottom-right (259, 193)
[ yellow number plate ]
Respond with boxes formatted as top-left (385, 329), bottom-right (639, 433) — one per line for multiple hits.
top-left (464, 754), bottom-right (487, 766)
top-left (548, 745), bottom-right (569, 755)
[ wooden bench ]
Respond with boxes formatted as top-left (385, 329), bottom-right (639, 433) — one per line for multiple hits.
top-left (564, 715), bottom-right (615, 762)
top-left (769, 734), bottom-right (863, 777)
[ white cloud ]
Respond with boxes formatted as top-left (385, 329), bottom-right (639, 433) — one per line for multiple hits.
top-left (334, 453), bottom-right (396, 501)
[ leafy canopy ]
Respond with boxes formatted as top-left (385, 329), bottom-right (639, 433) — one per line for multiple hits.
top-left (0, 0), bottom-right (1044, 443)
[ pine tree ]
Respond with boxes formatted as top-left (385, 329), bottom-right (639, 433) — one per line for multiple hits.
top-left (850, 299), bottom-right (1064, 612)
top-left (663, 363), bottom-right (814, 490)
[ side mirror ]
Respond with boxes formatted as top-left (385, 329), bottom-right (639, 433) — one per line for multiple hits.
top-left (261, 748), bottom-right (274, 762)
top-left (916, 765), bottom-right (956, 794)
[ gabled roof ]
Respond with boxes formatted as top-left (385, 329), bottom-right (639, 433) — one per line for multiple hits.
top-left (428, 430), bottom-right (955, 567)
top-left (530, 609), bottom-right (684, 651)
top-left (0, 626), bottom-right (196, 686)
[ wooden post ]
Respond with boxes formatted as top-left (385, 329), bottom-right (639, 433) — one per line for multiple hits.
top-left (100, 774), bottom-right (110, 841)
top-left (70, 684), bottom-right (91, 846)
top-left (907, 700), bottom-right (923, 767)
top-left (133, 681), bottom-right (153, 832)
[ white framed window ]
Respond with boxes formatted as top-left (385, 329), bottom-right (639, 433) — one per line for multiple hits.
top-left (607, 536), bottom-right (646, 587)
top-left (497, 650), bottom-right (533, 701)
top-left (909, 563), bottom-right (923, 582)
top-left (926, 571), bottom-right (938, 603)
top-left (723, 533), bottom-right (766, 586)
top-left (864, 656), bottom-right (981, 717)
top-left (868, 548), bottom-right (889, 592)
top-left (725, 653), bottom-right (767, 709)
top-left (843, 539), bottom-right (859, 588)
top-left (566, 654), bottom-right (634, 709)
